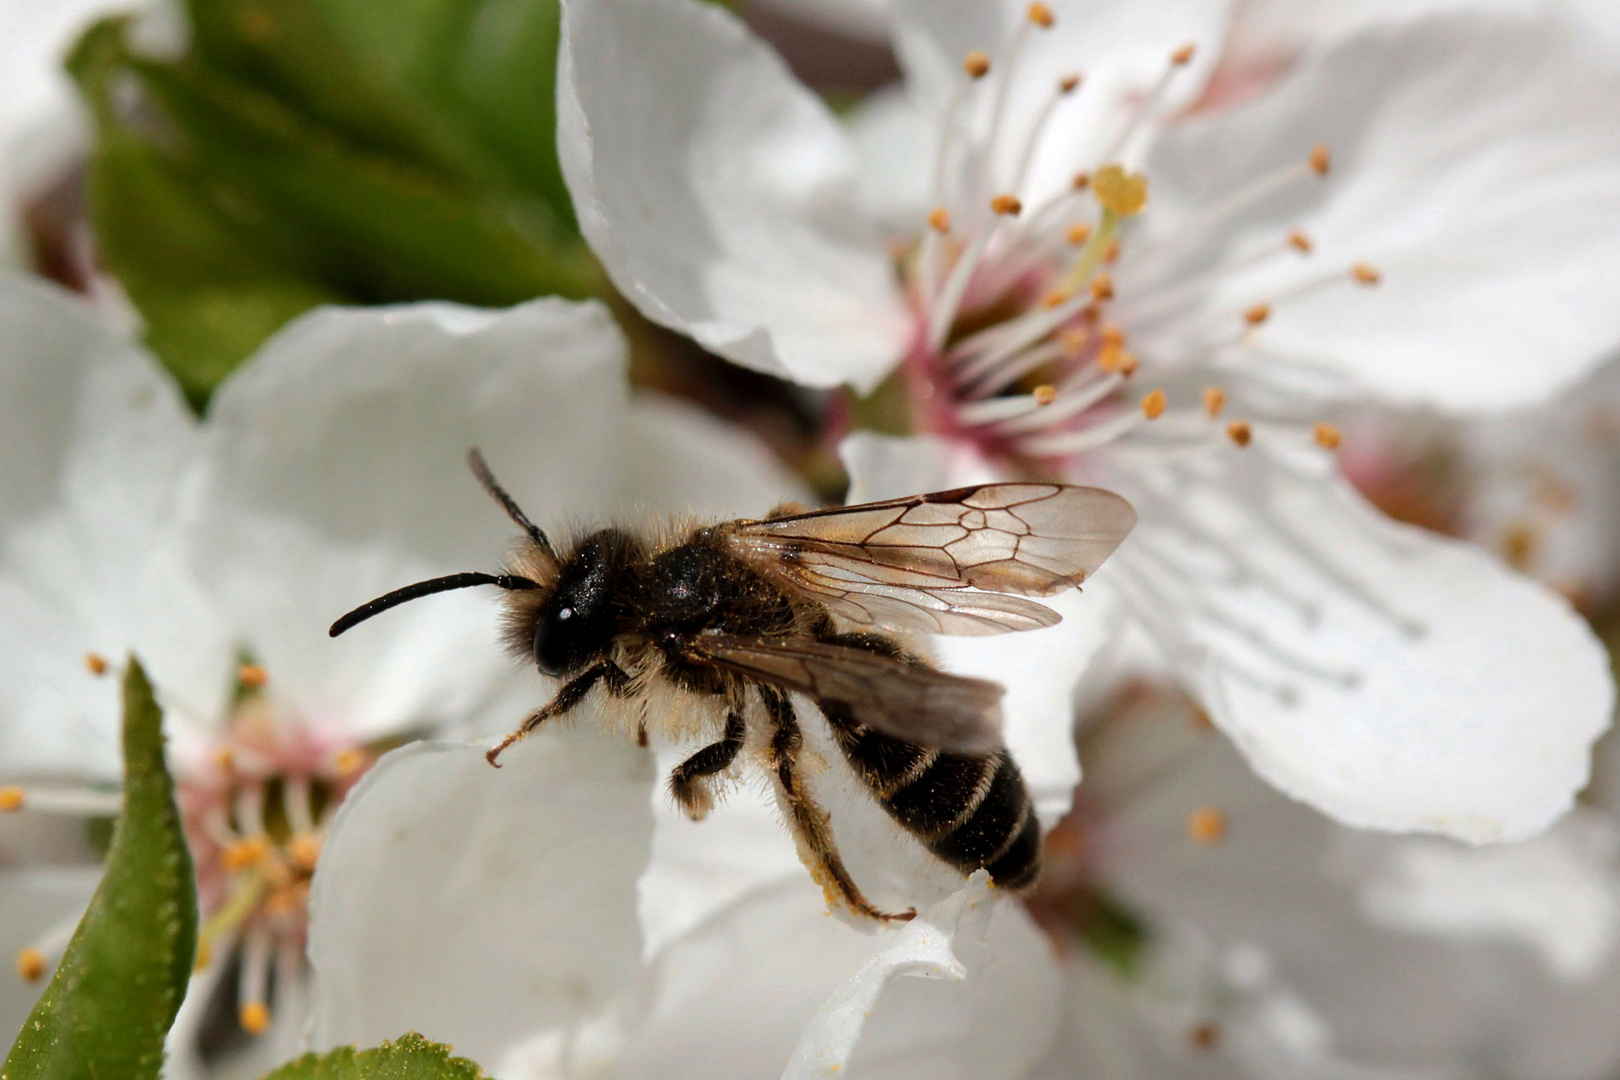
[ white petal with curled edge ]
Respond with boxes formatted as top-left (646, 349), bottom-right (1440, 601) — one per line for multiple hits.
top-left (0, 274), bottom-right (230, 782)
top-left (842, 431), bottom-right (1121, 827)
top-left (557, 0), bottom-right (907, 392)
top-left (306, 720), bottom-right (655, 1067)
top-left (1142, 13), bottom-right (1620, 412)
top-left (191, 298), bottom-right (629, 746)
top-left (1104, 441), bottom-right (1612, 842)
top-left (890, 0), bottom-right (1234, 209)
top-left (784, 871), bottom-right (1062, 1080)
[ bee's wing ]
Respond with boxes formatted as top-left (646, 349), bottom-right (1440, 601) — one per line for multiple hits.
top-left (686, 634), bottom-right (1004, 755)
top-left (725, 483), bottom-right (1136, 636)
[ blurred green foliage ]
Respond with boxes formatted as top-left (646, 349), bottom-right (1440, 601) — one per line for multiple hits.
top-left (260, 1034), bottom-right (489, 1080)
top-left (1, 660), bottom-right (197, 1080)
top-left (68, 0), bottom-right (602, 408)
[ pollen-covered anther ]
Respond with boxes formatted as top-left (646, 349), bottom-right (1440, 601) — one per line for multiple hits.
top-left (1101, 325), bottom-right (1126, 349)
top-left (222, 835), bottom-right (272, 873)
top-left (1288, 228), bottom-right (1314, 254)
top-left (1226, 420), bottom-right (1253, 447)
top-left (1097, 343), bottom-right (1137, 374)
top-left (0, 787), bottom-right (23, 813)
top-left (927, 207), bottom-right (951, 234)
top-left (1058, 72), bottom-right (1081, 94)
top-left (1243, 303), bottom-right (1271, 326)
top-left (1310, 143), bottom-right (1331, 176)
top-left (237, 663), bottom-right (268, 689)
top-left (1141, 389), bottom-right (1167, 419)
top-left (1066, 222), bottom-right (1091, 246)
top-left (1040, 289), bottom-right (1071, 309)
top-left (964, 51), bottom-right (991, 79)
top-left (216, 748), bottom-right (235, 773)
top-left (333, 748), bottom-right (367, 778)
top-left (990, 194), bottom-right (1023, 217)
top-left (1027, 2), bottom-right (1054, 28)
top-left (1089, 272), bottom-right (1114, 301)
top-left (1170, 42), bottom-right (1197, 66)
top-left (1352, 262), bottom-right (1382, 285)
top-left (1033, 384), bottom-right (1058, 406)
top-left (16, 948), bottom-right (46, 983)
top-left (1092, 165), bottom-right (1148, 216)
top-left (240, 1002), bottom-right (272, 1036)
top-left (84, 652), bottom-right (109, 676)
top-left (1186, 806), bottom-right (1228, 845)
top-left (1104, 239), bottom-right (1121, 263)
top-left (1202, 386), bottom-right (1226, 417)
top-left (286, 833), bottom-right (322, 872)
top-left (1071, 171), bottom-right (1090, 191)
top-left (1313, 422), bottom-right (1342, 449)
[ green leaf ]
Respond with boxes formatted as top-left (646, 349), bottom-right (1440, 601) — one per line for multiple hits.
top-left (259, 1033), bottom-right (489, 1080)
top-left (2, 659), bottom-right (199, 1080)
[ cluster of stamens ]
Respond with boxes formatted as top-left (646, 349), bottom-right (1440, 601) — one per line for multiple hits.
top-left (900, 3), bottom-right (1371, 470)
top-left (2, 654), bottom-right (371, 1036)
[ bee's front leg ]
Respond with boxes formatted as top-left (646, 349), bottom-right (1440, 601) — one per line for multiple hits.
top-left (486, 661), bottom-right (630, 767)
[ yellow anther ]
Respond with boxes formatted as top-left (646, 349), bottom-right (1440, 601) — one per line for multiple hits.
top-left (1104, 238), bottom-right (1121, 263)
top-left (194, 939), bottom-right (214, 972)
top-left (333, 748), bottom-right (367, 778)
top-left (0, 787), bottom-right (24, 813)
top-left (1071, 171), bottom-right (1091, 191)
top-left (1097, 343), bottom-right (1127, 373)
top-left (1033, 384), bottom-right (1058, 406)
top-left (237, 663), bottom-right (268, 689)
top-left (1058, 327), bottom-right (1089, 358)
top-left (1288, 228), bottom-right (1314, 254)
top-left (1089, 272), bottom-right (1114, 301)
top-left (927, 207), bottom-right (951, 234)
top-left (222, 835), bottom-right (271, 873)
top-left (1352, 262), bottom-right (1382, 285)
top-left (1243, 303), bottom-right (1271, 326)
top-left (16, 948), bottom-right (46, 983)
top-left (1202, 386), bottom-right (1226, 417)
top-left (216, 748), bottom-right (235, 773)
top-left (1092, 165), bottom-right (1148, 217)
top-left (1170, 42), bottom-right (1197, 66)
top-left (1027, 2), bottom-right (1054, 28)
top-left (1313, 421), bottom-right (1342, 449)
top-left (1066, 222), bottom-right (1092, 246)
top-left (240, 1002), bottom-right (271, 1036)
top-left (1186, 806), bottom-right (1227, 845)
top-left (990, 193), bottom-right (1023, 217)
top-left (964, 51), bottom-right (991, 79)
top-left (1141, 390), bottom-right (1167, 419)
top-left (1038, 289), bottom-right (1069, 309)
top-left (84, 652), bottom-right (109, 676)
top-left (1226, 420), bottom-right (1253, 447)
top-left (1310, 143), bottom-right (1331, 176)
top-left (1501, 521), bottom-right (1537, 569)
top-left (286, 833), bottom-right (322, 873)
top-left (1100, 325), bottom-right (1126, 349)
top-left (1058, 72), bottom-right (1080, 94)
top-left (264, 882), bottom-right (308, 918)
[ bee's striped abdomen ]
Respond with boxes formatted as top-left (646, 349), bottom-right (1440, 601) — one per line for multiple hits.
top-left (827, 710), bottom-right (1041, 891)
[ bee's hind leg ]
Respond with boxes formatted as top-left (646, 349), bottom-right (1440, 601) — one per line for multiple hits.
top-left (759, 685), bottom-right (915, 923)
top-left (668, 711), bottom-right (746, 820)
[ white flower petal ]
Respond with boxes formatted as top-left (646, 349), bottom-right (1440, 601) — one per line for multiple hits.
top-left (1109, 442), bottom-right (1611, 842)
top-left (846, 87), bottom-right (937, 235)
top-left (306, 719), bottom-right (655, 1066)
top-left (191, 298), bottom-right (629, 745)
top-left (0, 865), bottom-right (99, 1042)
top-left (1145, 13), bottom-right (1620, 412)
top-left (0, 275), bottom-right (228, 781)
top-left (785, 871), bottom-right (1062, 1080)
top-left (557, 0), bottom-right (907, 391)
top-left (890, 0), bottom-right (1234, 207)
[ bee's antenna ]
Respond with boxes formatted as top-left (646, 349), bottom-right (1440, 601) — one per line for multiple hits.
top-left (468, 448), bottom-right (556, 560)
top-left (329, 572), bottom-right (539, 638)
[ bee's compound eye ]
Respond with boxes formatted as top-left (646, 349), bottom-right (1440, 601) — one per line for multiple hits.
top-left (531, 615), bottom-right (562, 677)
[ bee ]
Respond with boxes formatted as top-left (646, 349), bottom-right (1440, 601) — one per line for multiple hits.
top-left (330, 451), bottom-right (1134, 921)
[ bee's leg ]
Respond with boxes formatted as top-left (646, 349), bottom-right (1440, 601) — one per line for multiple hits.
top-left (486, 661), bottom-right (629, 767)
top-left (668, 711), bottom-right (746, 820)
top-left (759, 686), bottom-right (916, 923)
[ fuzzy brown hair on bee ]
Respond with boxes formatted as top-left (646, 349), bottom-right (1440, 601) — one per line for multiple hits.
top-left (330, 450), bottom-right (1135, 922)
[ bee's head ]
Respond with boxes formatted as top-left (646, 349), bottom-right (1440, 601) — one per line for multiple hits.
top-left (504, 528), bottom-right (641, 677)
